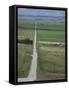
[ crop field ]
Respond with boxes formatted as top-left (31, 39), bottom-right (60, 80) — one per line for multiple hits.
top-left (18, 19), bottom-right (65, 31)
top-left (36, 28), bottom-right (65, 80)
top-left (18, 29), bottom-right (34, 78)
top-left (37, 42), bottom-right (65, 80)
top-left (37, 30), bottom-right (65, 42)
top-left (18, 18), bottom-right (65, 80)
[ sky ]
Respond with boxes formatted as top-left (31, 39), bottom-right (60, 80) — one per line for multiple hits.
top-left (18, 8), bottom-right (65, 20)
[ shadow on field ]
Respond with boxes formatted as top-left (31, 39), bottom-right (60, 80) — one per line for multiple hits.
top-left (18, 39), bottom-right (33, 45)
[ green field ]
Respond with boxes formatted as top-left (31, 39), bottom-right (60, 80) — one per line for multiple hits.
top-left (18, 19), bottom-right (65, 31)
top-left (37, 30), bottom-right (65, 42)
top-left (37, 29), bottom-right (65, 80)
top-left (37, 44), bottom-right (65, 80)
top-left (18, 18), bottom-right (65, 80)
top-left (18, 29), bottom-right (34, 78)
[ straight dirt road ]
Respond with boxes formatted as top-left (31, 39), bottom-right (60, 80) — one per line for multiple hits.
top-left (18, 24), bottom-right (37, 82)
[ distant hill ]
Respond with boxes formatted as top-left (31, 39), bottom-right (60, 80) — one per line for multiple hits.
top-left (18, 15), bottom-right (65, 22)
top-left (18, 9), bottom-right (65, 22)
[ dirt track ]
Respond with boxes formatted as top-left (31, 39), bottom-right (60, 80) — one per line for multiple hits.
top-left (18, 26), bottom-right (37, 82)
